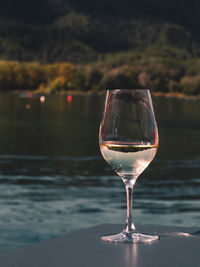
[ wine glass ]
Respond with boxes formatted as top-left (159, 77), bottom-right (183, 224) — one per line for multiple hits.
top-left (99, 89), bottom-right (159, 243)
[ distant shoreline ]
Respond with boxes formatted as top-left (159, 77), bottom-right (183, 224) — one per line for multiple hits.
top-left (151, 91), bottom-right (200, 99)
top-left (0, 61), bottom-right (199, 96)
top-left (3, 90), bottom-right (200, 100)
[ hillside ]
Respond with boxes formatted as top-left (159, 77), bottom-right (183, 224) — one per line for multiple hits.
top-left (0, 0), bottom-right (200, 95)
top-left (0, 0), bottom-right (200, 63)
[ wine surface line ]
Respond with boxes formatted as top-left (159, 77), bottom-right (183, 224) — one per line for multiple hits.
top-left (100, 142), bottom-right (157, 181)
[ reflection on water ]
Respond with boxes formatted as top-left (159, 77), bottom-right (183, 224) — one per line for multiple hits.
top-left (0, 94), bottom-right (199, 252)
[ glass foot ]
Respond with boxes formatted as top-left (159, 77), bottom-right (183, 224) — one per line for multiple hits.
top-left (101, 231), bottom-right (159, 243)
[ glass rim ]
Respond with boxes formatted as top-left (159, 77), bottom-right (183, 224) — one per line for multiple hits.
top-left (106, 89), bottom-right (150, 92)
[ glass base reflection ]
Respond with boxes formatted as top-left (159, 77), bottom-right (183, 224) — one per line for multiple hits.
top-left (101, 231), bottom-right (159, 243)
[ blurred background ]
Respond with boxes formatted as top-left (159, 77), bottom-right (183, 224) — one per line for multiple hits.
top-left (0, 0), bottom-right (199, 253)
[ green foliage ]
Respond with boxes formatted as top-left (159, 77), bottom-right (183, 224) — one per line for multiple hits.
top-left (180, 75), bottom-right (200, 95)
top-left (86, 68), bottom-right (103, 91)
top-left (0, 1), bottom-right (200, 95)
top-left (0, 58), bottom-right (199, 95)
top-left (55, 12), bottom-right (89, 31)
top-left (0, 61), bottom-right (87, 92)
top-left (0, 62), bottom-right (46, 91)
top-left (99, 67), bottom-right (139, 90)
top-left (0, 12), bottom-right (200, 64)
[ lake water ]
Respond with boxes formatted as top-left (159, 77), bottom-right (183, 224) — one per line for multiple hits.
top-left (0, 93), bottom-right (199, 252)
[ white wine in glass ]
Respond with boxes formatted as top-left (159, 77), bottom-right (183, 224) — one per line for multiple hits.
top-left (99, 89), bottom-right (159, 243)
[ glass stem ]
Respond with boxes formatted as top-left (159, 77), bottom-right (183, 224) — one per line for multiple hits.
top-left (124, 180), bottom-right (136, 233)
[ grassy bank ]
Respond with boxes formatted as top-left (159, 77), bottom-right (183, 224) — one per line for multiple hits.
top-left (0, 56), bottom-right (200, 96)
